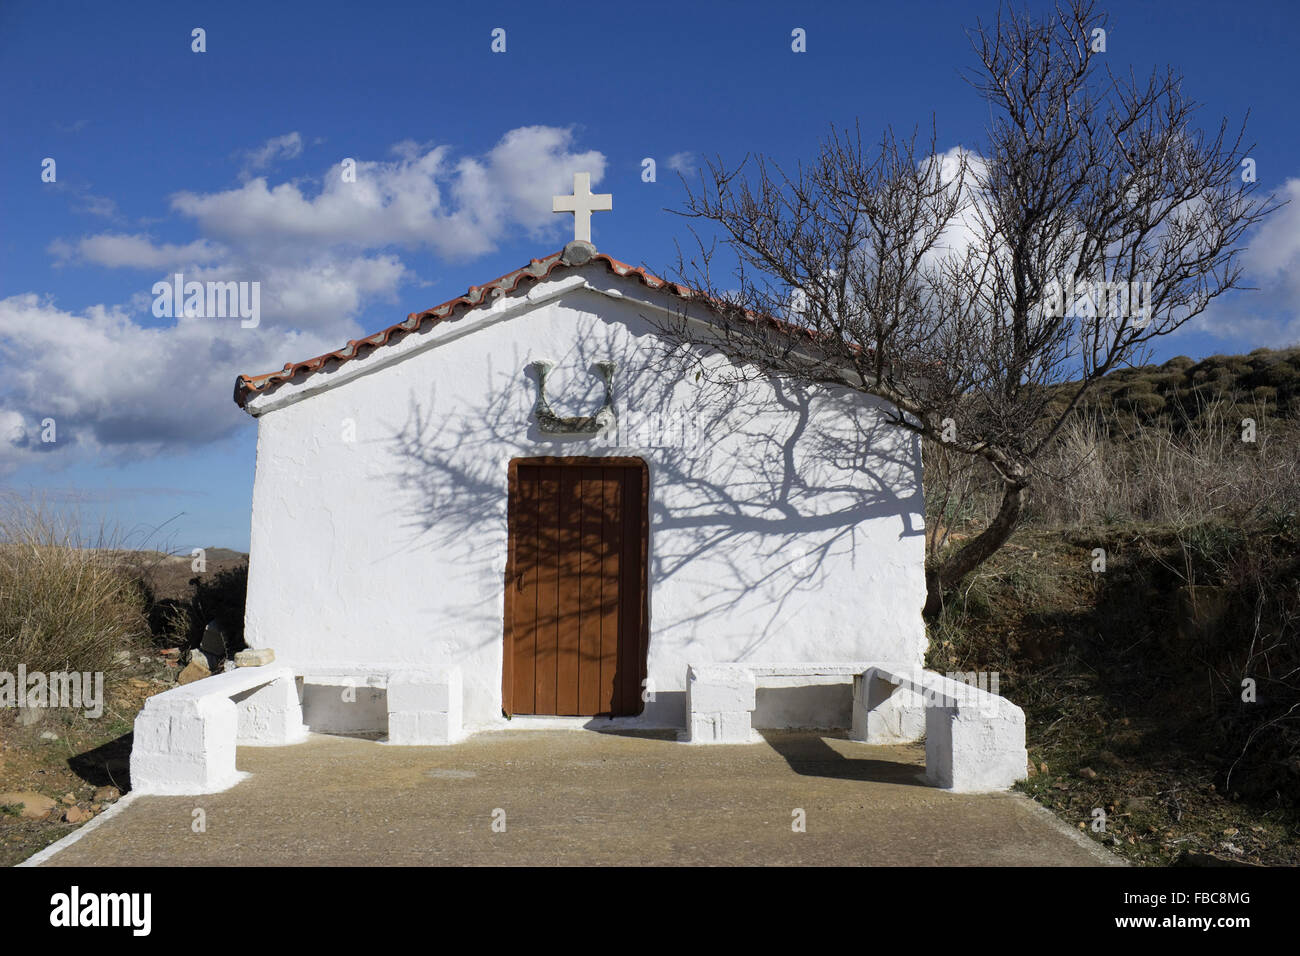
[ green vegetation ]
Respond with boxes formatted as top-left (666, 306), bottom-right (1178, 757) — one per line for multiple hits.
top-left (1053, 347), bottom-right (1300, 428)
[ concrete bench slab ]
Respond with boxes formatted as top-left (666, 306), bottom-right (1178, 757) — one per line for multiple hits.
top-left (130, 665), bottom-right (307, 795)
top-left (385, 668), bottom-right (464, 746)
top-left (685, 662), bottom-right (875, 744)
top-left (686, 661), bottom-right (1028, 793)
top-left (856, 665), bottom-right (1028, 793)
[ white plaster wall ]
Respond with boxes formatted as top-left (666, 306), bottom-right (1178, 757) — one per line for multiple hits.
top-left (242, 266), bottom-right (928, 731)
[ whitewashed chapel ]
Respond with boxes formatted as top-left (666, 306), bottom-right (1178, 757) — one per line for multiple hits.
top-left (130, 175), bottom-right (1026, 796)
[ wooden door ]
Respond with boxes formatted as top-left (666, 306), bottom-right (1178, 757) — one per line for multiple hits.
top-left (504, 458), bottom-right (648, 717)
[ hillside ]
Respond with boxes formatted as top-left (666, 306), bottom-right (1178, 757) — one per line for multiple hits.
top-left (927, 346), bottom-right (1300, 865)
top-left (1077, 347), bottom-right (1300, 424)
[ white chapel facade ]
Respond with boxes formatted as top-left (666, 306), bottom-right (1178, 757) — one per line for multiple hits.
top-left (233, 175), bottom-right (930, 736)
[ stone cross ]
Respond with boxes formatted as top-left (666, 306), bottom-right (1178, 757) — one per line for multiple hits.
top-left (553, 172), bottom-right (612, 244)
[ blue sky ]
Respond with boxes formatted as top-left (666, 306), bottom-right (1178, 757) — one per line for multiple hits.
top-left (2, 0), bottom-right (1298, 551)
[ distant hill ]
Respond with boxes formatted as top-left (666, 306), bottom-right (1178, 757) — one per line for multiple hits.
top-left (201, 548), bottom-right (249, 564)
top-left (1062, 346), bottom-right (1300, 427)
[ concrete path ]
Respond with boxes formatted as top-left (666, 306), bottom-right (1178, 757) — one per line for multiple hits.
top-left (35, 730), bottom-right (1119, 866)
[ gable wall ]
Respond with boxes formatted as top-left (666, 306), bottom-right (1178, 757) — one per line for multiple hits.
top-left (243, 272), bottom-right (928, 730)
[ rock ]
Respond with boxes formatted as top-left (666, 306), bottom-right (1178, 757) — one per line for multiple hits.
top-left (93, 786), bottom-right (120, 803)
top-left (222, 660), bottom-right (237, 673)
top-left (62, 806), bottom-right (90, 824)
top-left (17, 707), bottom-right (42, 727)
top-left (189, 647), bottom-right (219, 670)
top-left (1078, 767), bottom-right (1098, 779)
top-left (1038, 761), bottom-right (1049, 774)
top-left (177, 660), bottom-right (210, 685)
top-left (1026, 758), bottom-right (1038, 777)
top-left (0, 791), bottom-right (56, 819)
top-left (39, 731), bottom-right (59, 741)
top-left (200, 619), bottom-right (227, 657)
top-left (113, 650), bottom-right (133, 664)
top-left (235, 647), bottom-right (275, 667)
top-left (60, 792), bottom-right (77, 805)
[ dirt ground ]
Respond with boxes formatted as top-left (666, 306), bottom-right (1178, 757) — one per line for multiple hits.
top-left (929, 527), bottom-right (1300, 866)
top-left (0, 659), bottom-right (174, 867)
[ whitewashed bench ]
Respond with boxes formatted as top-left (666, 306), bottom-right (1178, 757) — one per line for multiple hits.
top-left (130, 665), bottom-right (308, 795)
top-left (131, 664), bottom-right (465, 795)
top-left (686, 662), bottom-right (873, 745)
top-left (281, 664), bottom-right (464, 746)
top-left (686, 661), bottom-right (1027, 792)
top-left (386, 668), bottom-right (464, 746)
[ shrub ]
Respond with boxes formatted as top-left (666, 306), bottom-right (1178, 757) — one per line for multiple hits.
top-left (0, 498), bottom-right (149, 679)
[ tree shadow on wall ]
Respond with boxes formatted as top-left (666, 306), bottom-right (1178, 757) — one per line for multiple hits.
top-left (381, 302), bottom-right (925, 659)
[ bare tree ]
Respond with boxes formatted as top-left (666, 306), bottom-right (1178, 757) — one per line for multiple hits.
top-left (660, 0), bottom-right (1280, 615)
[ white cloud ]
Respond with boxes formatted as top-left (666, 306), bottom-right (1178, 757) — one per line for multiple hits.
top-left (666, 152), bottom-right (695, 174)
top-left (50, 179), bottom-right (121, 221)
top-left (173, 124), bottom-right (605, 260)
top-left (239, 132), bottom-right (304, 178)
top-left (47, 125), bottom-right (605, 339)
top-left (50, 234), bottom-right (226, 270)
top-left (1178, 177), bottom-right (1300, 348)
top-left (923, 146), bottom-right (990, 266)
top-left (0, 293), bottom-right (341, 470)
top-left (1246, 178), bottom-right (1300, 279)
top-left (13, 125), bottom-right (609, 468)
top-left (1, 409), bottom-right (26, 448)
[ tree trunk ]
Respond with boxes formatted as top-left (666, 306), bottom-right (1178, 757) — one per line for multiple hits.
top-left (923, 477), bottom-right (1028, 617)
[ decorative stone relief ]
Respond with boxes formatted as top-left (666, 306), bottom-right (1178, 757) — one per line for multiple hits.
top-left (529, 360), bottom-right (616, 436)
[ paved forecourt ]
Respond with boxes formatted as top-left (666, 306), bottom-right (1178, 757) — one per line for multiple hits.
top-left (33, 730), bottom-right (1119, 867)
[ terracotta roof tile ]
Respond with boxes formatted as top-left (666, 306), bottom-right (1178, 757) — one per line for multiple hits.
top-left (233, 247), bottom-right (697, 409)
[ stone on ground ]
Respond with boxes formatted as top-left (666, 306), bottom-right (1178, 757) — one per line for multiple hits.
top-left (199, 619), bottom-right (227, 657)
top-left (177, 658), bottom-right (210, 685)
top-left (235, 647), bottom-right (275, 667)
top-left (0, 791), bottom-right (56, 819)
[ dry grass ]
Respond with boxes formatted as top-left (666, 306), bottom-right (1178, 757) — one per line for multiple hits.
top-left (1032, 405), bottom-right (1299, 528)
top-left (0, 497), bottom-right (150, 679)
top-left (925, 398), bottom-right (1300, 543)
